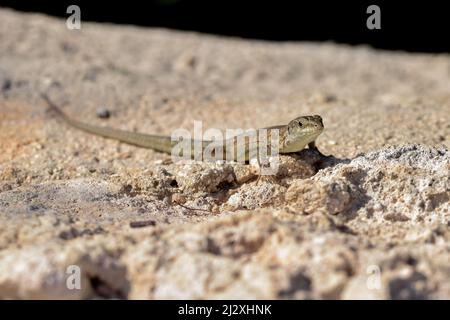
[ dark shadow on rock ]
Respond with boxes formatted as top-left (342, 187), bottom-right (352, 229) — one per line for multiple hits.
top-left (279, 270), bottom-right (312, 299)
top-left (388, 271), bottom-right (429, 300)
top-left (294, 148), bottom-right (351, 172)
top-left (339, 167), bottom-right (371, 222)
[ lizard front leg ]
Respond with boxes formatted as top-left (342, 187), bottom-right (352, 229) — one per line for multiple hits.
top-left (308, 140), bottom-right (326, 157)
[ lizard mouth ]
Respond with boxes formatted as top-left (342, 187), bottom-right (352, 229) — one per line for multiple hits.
top-left (302, 127), bottom-right (324, 139)
top-left (305, 130), bottom-right (322, 142)
top-left (281, 130), bottom-right (322, 153)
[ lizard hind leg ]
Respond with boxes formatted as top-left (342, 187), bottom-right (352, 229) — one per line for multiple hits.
top-left (253, 158), bottom-right (279, 185)
top-left (255, 170), bottom-right (278, 185)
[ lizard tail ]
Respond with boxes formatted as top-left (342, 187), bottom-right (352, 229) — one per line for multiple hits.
top-left (41, 93), bottom-right (174, 153)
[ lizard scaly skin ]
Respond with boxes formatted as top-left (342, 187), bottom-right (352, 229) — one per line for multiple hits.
top-left (43, 94), bottom-right (324, 161)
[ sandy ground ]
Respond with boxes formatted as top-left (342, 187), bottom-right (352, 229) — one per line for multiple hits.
top-left (0, 9), bottom-right (449, 299)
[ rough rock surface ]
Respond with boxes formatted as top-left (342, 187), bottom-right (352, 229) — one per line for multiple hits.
top-left (0, 9), bottom-right (449, 299)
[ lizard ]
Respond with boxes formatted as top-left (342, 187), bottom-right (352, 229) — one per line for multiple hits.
top-left (42, 94), bottom-right (324, 162)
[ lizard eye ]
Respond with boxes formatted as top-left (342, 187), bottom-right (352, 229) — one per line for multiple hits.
top-left (297, 121), bottom-right (303, 127)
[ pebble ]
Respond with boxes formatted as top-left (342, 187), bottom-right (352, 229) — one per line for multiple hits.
top-left (96, 107), bottom-right (111, 119)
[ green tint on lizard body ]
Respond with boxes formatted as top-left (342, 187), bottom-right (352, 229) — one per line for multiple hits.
top-left (43, 94), bottom-right (324, 161)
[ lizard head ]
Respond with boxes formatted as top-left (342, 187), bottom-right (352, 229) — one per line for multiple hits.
top-left (281, 115), bottom-right (324, 153)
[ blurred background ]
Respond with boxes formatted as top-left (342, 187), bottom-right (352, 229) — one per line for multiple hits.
top-left (0, 0), bottom-right (448, 53)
